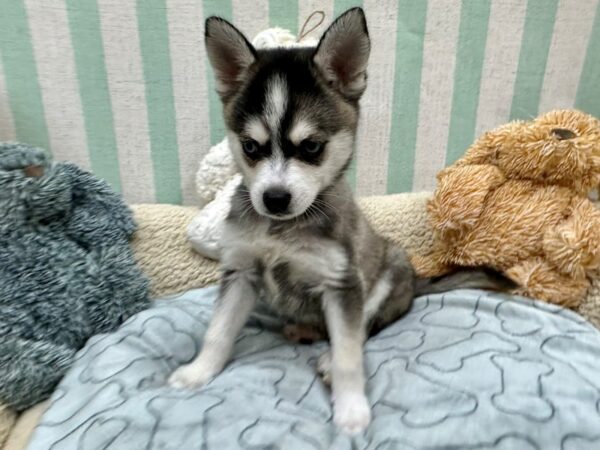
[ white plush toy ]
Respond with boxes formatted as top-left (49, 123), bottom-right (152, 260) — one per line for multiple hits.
top-left (187, 28), bottom-right (318, 259)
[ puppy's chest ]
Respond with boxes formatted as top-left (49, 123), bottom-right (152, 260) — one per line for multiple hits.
top-left (232, 226), bottom-right (349, 320)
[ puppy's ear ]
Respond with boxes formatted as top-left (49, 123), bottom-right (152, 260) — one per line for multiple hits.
top-left (205, 17), bottom-right (256, 99)
top-left (313, 7), bottom-right (370, 101)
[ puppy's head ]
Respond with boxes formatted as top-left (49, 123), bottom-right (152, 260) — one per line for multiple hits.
top-left (205, 8), bottom-right (370, 220)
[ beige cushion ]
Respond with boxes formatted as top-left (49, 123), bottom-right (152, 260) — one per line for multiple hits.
top-left (358, 192), bottom-right (433, 251)
top-left (3, 193), bottom-right (599, 449)
top-left (1, 403), bottom-right (47, 450)
top-left (130, 204), bottom-right (219, 297)
top-left (0, 405), bottom-right (16, 449)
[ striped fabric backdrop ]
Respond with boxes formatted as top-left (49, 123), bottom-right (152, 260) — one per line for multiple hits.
top-left (0, 0), bottom-right (599, 205)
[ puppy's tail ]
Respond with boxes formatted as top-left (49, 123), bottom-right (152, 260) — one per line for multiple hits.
top-left (414, 268), bottom-right (516, 297)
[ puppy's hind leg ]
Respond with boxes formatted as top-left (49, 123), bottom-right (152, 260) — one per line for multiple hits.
top-left (323, 287), bottom-right (371, 435)
top-left (169, 269), bottom-right (259, 388)
top-left (317, 350), bottom-right (332, 386)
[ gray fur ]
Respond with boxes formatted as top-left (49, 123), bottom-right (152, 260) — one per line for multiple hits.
top-left (0, 142), bottom-right (149, 411)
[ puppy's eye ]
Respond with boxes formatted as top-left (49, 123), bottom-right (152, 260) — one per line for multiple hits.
top-left (242, 140), bottom-right (259, 156)
top-left (301, 140), bottom-right (322, 154)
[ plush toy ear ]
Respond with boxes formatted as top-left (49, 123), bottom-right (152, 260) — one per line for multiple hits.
top-left (205, 17), bottom-right (257, 100)
top-left (313, 7), bottom-right (370, 101)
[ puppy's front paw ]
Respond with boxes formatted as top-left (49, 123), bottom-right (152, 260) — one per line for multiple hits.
top-left (168, 363), bottom-right (215, 389)
top-left (334, 393), bottom-right (371, 435)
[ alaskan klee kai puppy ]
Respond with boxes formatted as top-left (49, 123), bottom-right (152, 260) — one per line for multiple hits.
top-left (169, 7), bottom-right (511, 434)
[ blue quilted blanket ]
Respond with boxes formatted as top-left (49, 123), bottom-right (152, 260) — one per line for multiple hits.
top-left (27, 287), bottom-right (600, 449)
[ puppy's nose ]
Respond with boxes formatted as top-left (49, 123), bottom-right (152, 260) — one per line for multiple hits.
top-left (263, 188), bottom-right (291, 214)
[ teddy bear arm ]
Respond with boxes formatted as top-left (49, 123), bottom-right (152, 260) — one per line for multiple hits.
top-left (428, 164), bottom-right (505, 240)
top-left (543, 197), bottom-right (600, 278)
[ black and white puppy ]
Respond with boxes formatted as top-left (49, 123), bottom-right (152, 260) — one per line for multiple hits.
top-left (169, 8), bottom-right (511, 434)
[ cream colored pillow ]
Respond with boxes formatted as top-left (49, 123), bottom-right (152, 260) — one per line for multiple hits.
top-left (1, 402), bottom-right (47, 450)
top-left (0, 405), bottom-right (16, 449)
top-left (130, 204), bottom-right (219, 297)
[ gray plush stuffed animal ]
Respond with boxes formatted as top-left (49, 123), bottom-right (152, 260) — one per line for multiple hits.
top-left (0, 142), bottom-right (150, 411)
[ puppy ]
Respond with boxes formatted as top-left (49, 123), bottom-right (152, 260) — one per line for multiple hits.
top-left (169, 8), bottom-right (511, 434)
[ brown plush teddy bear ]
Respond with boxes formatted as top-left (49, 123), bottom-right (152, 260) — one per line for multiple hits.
top-left (411, 109), bottom-right (600, 308)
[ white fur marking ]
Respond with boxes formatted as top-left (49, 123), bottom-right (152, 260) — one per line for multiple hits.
top-left (323, 292), bottom-right (370, 434)
top-left (363, 270), bottom-right (393, 322)
top-left (334, 391), bottom-right (371, 435)
top-left (264, 75), bottom-right (287, 134)
top-left (245, 118), bottom-right (269, 145)
top-left (289, 119), bottom-right (315, 145)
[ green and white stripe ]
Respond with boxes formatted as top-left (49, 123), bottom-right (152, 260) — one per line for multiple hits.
top-left (475, 0), bottom-right (526, 137)
top-left (25, 0), bottom-right (90, 170)
top-left (386, 0), bottom-right (427, 193)
top-left (138, 0), bottom-right (182, 204)
top-left (576, 0), bottom-right (600, 114)
top-left (412, 0), bottom-right (461, 192)
top-left (270, 0), bottom-right (298, 35)
top-left (98, 0), bottom-right (156, 203)
top-left (234, 0), bottom-right (269, 39)
top-left (0, 1), bottom-right (49, 151)
top-left (66, 0), bottom-right (122, 192)
top-left (445, 0), bottom-right (491, 166)
top-left (0, 0), bottom-right (598, 204)
top-left (166, 0), bottom-right (211, 205)
top-left (510, 0), bottom-right (559, 121)
top-left (538, 0), bottom-right (599, 113)
top-left (0, 59), bottom-right (16, 141)
top-left (356, 0), bottom-right (399, 196)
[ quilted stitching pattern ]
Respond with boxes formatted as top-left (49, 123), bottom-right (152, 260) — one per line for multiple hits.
top-left (28, 288), bottom-right (600, 450)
